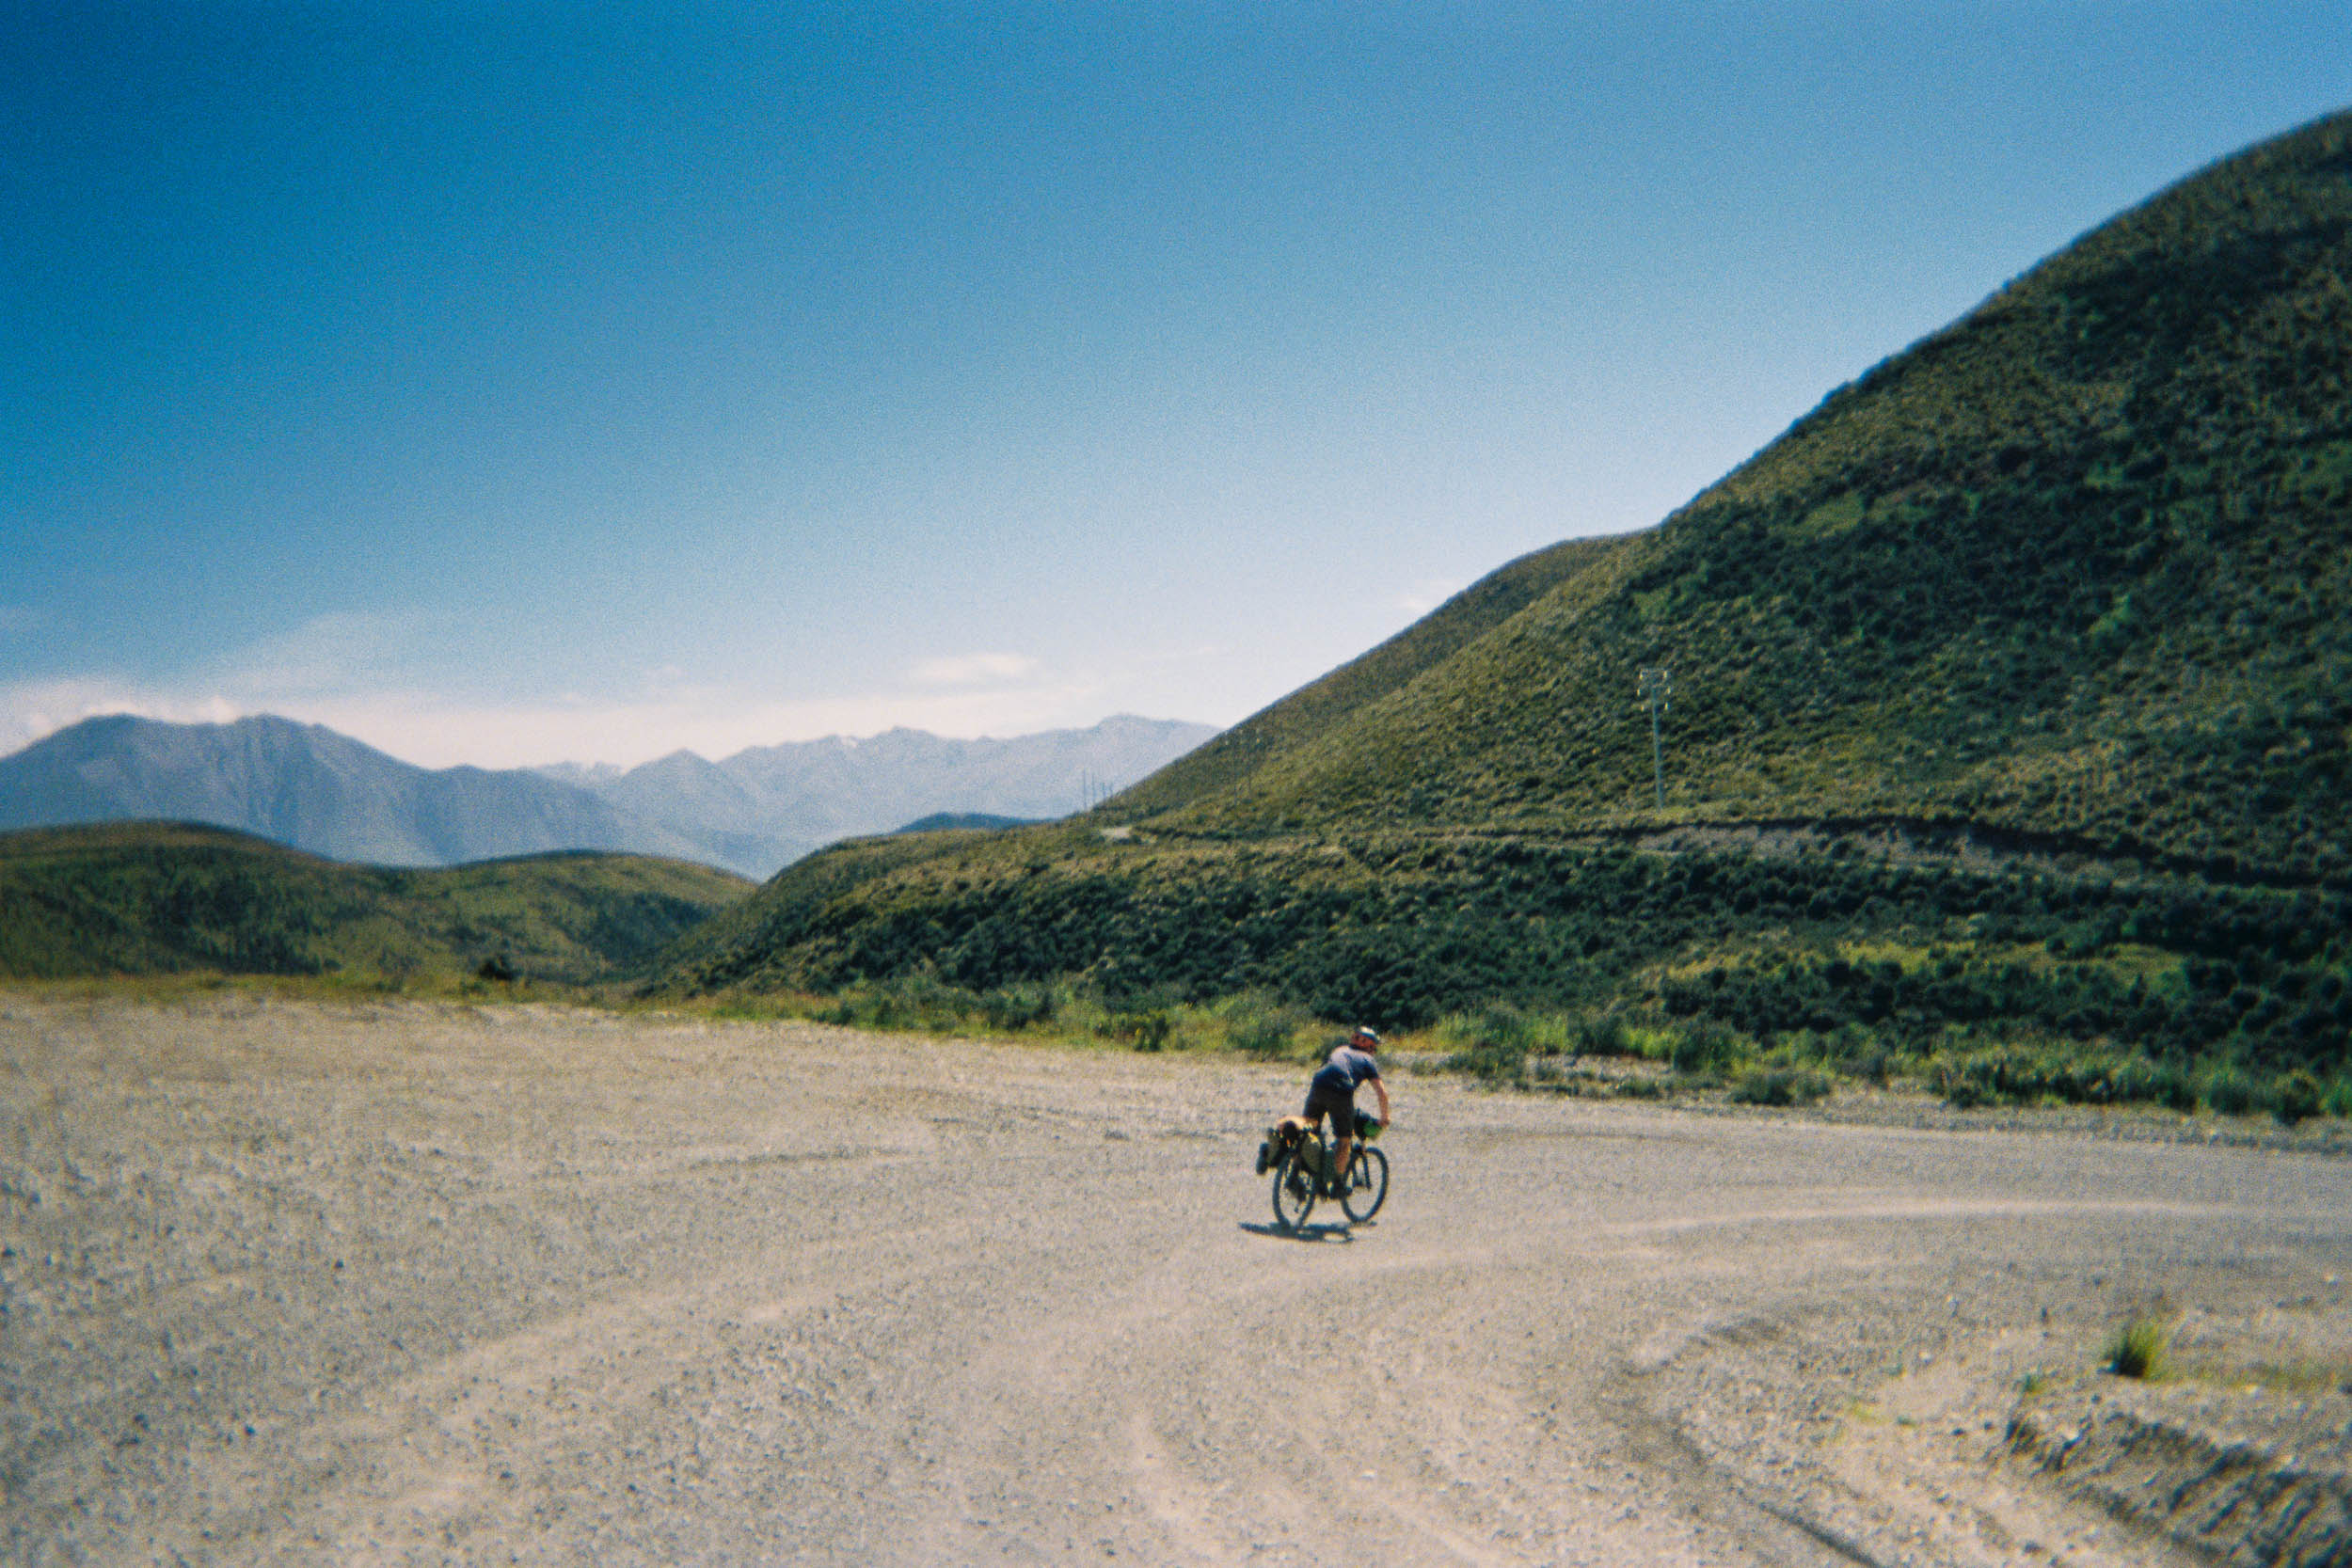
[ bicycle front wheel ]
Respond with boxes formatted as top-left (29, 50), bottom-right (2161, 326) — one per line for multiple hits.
top-left (1272, 1150), bottom-right (1318, 1230)
top-left (1341, 1146), bottom-right (1388, 1223)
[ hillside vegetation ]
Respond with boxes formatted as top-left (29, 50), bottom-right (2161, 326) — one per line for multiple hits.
top-left (1130, 112), bottom-right (2352, 872)
top-left (650, 113), bottom-right (2352, 1117)
top-left (0, 822), bottom-right (753, 986)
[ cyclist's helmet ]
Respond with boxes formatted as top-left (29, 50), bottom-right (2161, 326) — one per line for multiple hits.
top-left (1353, 1025), bottom-right (1382, 1050)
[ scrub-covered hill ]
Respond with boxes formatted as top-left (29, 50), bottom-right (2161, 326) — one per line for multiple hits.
top-left (650, 113), bottom-right (2352, 1114)
top-left (1126, 110), bottom-right (2352, 873)
top-left (0, 822), bottom-right (754, 985)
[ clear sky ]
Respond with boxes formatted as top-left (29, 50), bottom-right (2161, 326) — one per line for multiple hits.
top-left (8, 3), bottom-right (2348, 768)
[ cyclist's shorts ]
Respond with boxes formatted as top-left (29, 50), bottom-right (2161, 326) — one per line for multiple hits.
top-left (1302, 1085), bottom-right (1354, 1129)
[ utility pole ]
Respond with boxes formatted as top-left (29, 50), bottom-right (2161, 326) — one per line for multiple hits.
top-left (1638, 667), bottom-right (1671, 809)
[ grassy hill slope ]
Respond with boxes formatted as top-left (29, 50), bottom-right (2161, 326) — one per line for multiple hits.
top-left (648, 113), bottom-right (2352, 1115)
top-left (1120, 112), bottom-right (2352, 875)
top-left (1112, 532), bottom-right (1647, 819)
top-left (0, 822), bottom-right (754, 986)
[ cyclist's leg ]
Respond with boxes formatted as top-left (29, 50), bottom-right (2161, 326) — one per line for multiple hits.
top-left (1302, 1089), bottom-right (1349, 1193)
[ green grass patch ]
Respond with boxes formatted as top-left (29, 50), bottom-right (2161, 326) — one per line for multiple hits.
top-left (2106, 1311), bottom-right (2172, 1381)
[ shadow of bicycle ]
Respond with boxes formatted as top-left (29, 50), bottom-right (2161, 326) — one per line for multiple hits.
top-left (1238, 1220), bottom-right (1358, 1243)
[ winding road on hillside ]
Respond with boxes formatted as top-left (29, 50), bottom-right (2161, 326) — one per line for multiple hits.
top-left (5, 996), bottom-right (2347, 1566)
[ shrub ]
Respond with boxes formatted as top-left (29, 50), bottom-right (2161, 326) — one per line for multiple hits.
top-left (1670, 1020), bottom-right (1743, 1076)
top-left (1442, 1037), bottom-right (1530, 1085)
top-left (1108, 1007), bottom-right (1174, 1052)
top-left (1225, 994), bottom-right (1311, 1058)
top-left (980, 984), bottom-right (1056, 1031)
top-left (2202, 1066), bottom-right (2262, 1117)
top-left (2274, 1069), bottom-right (2323, 1125)
top-left (1437, 1005), bottom-right (1534, 1084)
top-left (1576, 1014), bottom-right (1631, 1056)
top-left (1937, 1060), bottom-right (1994, 1109)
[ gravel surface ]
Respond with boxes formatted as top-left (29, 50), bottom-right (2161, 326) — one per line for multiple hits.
top-left (4, 993), bottom-right (2348, 1566)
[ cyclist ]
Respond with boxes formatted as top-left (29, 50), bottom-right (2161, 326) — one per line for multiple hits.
top-left (1304, 1025), bottom-right (1391, 1195)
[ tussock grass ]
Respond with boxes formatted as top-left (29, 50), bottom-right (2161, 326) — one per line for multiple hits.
top-left (2107, 1311), bottom-right (2172, 1380)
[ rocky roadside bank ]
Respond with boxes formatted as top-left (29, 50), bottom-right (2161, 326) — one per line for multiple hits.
top-left (2010, 1386), bottom-right (2351, 1567)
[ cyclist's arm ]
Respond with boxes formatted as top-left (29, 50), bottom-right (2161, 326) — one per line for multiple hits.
top-left (1371, 1076), bottom-right (1391, 1127)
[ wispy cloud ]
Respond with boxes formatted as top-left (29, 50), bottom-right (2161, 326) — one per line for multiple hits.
top-left (0, 677), bottom-right (244, 755)
top-left (0, 675), bottom-right (1130, 769)
top-left (206, 609), bottom-right (445, 696)
top-left (0, 615), bottom-right (1114, 768)
top-left (284, 681), bottom-right (1116, 768)
top-left (907, 652), bottom-right (1039, 688)
top-left (0, 601), bottom-right (1182, 769)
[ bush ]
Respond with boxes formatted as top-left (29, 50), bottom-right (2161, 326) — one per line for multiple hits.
top-left (980, 984), bottom-right (1056, 1031)
top-left (1107, 1007), bottom-right (1174, 1052)
top-left (2202, 1066), bottom-right (2262, 1117)
top-left (1225, 994), bottom-right (1310, 1058)
top-left (1576, 1014), bottom-right (1631, 1056)
top-left (1442, 1037), bottom-right (1530, 1085)
top-left (1437, 1005), bottom-right (1535, 1084)
top-left (1820, 1023), bottom-right (1889, 1083)
top-left (2274, 1069), bottom-right (2323, 1125)
top-left (1670, 1020), bottom-right (1743, 1076)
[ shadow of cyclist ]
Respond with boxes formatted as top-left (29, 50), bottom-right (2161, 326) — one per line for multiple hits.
top-left (1236, 1220), bottom-right (1358, 1243)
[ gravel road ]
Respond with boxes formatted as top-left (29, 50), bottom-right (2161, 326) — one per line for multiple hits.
top-left (5, 993), bottom-right (2348, 1567)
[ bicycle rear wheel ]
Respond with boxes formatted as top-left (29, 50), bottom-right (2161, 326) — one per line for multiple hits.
top-left (1272, 1149), bottom-right (1318, 1230)
top-left (1341, 1146), bottom-right (1388, 1222)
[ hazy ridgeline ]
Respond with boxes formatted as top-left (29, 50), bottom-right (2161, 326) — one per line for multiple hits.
top-left (0, 713), bottom-right (1216, 879)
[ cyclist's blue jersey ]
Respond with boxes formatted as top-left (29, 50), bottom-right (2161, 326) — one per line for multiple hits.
top-left (1311, 1045), bottom-right (1381, 1097)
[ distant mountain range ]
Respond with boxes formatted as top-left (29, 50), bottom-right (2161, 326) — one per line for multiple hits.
top-left (535, 717), bottom-right (1216, 875)
top-left (0, 713), bottom-right (1216, 878)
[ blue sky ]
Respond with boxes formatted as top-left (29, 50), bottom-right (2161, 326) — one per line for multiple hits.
top-left (8, 3), bottom-right (2348, 768)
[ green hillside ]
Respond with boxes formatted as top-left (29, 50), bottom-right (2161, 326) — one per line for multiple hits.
top-left (1113, 531), bottom-right (1644, 819)
top-left (0, 822), bottom-right (754, 986)
top-left (1127, 112), bottom-right (2352, 870)
top-left (651, 113), bottom-right (2352, 1117)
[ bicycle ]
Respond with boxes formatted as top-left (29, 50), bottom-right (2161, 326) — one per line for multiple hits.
top-left (1265, 1110), bottom-right (1388, 1230)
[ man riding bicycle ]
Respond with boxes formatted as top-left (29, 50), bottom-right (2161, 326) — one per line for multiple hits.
top-left (1303, 1025), bottom-right (1391, 1194)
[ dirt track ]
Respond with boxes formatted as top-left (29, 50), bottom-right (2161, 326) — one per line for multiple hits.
top-left (5, 994), bottom-right (2348, 1567)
